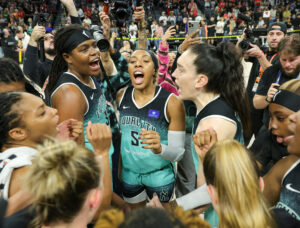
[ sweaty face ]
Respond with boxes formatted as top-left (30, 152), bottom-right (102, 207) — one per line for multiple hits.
top-left (65, 39), bottom-right (101, 77)
top-left (172, 49), bottom-right (199, 101)
top-left (285, 110), bottom-right (300, 156)
top-left (128, 50), bottom-right (156, 90)
top-left (17, 93), bottom-right (59, 143)
top-left (267, 27), bottom-right (285, 50)
top-left (269, 103), bottom-right (294, 145)
top-left (279, 52), bottom-right (300, 78)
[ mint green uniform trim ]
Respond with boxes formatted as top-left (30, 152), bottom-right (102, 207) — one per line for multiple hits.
top-left (121, 164), bottom-right (175, 188)
top-left (204, 205), bottom-right (219, 228)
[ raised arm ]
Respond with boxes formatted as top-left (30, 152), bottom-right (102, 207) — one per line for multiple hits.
top-left (98, 11), bottom-right (115, 76)
top-left (86, 122), bottom-right (112, 217)
top-left (61, 0), bottom-right (78, 18)
top-left (157, 26), bottom-right (176, 84)
top-left (134, 6), bottom-right (147, 49)
top-left (23, 25), bottom-right (47, 87)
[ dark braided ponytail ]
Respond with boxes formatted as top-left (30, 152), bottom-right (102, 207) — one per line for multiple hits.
top-left (47, 24), bottom-right (87, 93)
top-left (0, 58), bottom-right (25, 84)
top-left (0, 91), bottom-right (23, 150)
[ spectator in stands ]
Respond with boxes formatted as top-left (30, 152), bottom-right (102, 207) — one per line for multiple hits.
top-left (207, 16), bottom-right (216, 45)
top-left (83, 14), bottom-right (92, 28)
top-left (282, 5), bottom-right (291, 22)
top-left (159, 11), bottom-right (168, 29)
top-left (129, 21), bottom-right (138, 37)
top-left (257, 16), bottom-right (266, 28)
top-left (167, 11), bottom-right (176, 26)
top-left (154, 21), bottom-right (164, 50)
top-left (215, 16), bottom-right (225, 42)
top-left (188, 0), bottom-right (198, 18)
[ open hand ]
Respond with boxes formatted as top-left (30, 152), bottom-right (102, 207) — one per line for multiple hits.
top-left (179, 29), bottom-right (201, 53)
top-left (99, 11), bottom-right (111, 40)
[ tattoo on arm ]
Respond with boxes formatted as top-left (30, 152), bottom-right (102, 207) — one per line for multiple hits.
top-left (138, 24), bottom-right (147, 49)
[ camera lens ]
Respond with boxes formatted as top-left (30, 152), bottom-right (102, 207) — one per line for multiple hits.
top-left (239, 40), bottom-right (250, 51)
top-left (93, 31), bottom-right (110, 52)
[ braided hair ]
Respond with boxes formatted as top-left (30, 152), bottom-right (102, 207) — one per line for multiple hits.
top-left (48, 24), bottom-right (87, 93)
top-left (0, 58), bottom-right (25, 84)
top-left (0, 91), bottom-right (23, 150)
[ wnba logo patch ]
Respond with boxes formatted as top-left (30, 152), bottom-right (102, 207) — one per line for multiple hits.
top-left (148, 109), bottom-right (160, 119)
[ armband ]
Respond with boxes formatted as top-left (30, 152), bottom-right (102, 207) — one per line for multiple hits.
top-left (176, 184), bottom-right (211, 211)
top-left (157, 131), bottom-right (185, 162)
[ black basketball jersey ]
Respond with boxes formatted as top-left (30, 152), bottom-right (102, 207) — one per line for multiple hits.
top-left (191, 96), bottom-right (243, 173)
top-left (276, 159), bottom-right (300, 221)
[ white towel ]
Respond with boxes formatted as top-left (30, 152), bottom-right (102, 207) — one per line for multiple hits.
top-left (0, 147), bottom-right (37, 199)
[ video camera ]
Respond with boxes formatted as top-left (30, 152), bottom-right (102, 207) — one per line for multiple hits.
top-left (238, 13), bottom-right (268, 51)
top-left (32, 13), bottom-right (49, 28)
top-left (110, 1), bottom-right (130, 27)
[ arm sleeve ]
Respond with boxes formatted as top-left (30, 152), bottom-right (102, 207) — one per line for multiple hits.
top-left (70, 16), bottom-right (81, 25)
top-left (157, 130), bottom-right (185, 162)
top-left (23, 45), bottom-right (46, 87)
top-left (176, 184), bottom-right (211, 210)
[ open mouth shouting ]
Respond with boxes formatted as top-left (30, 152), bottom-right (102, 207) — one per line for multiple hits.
top-left (133, 71), bottom-right (144, 85)
top-left (89, 57), bottom-right (100, 71)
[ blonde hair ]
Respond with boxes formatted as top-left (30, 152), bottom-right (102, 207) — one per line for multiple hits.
top-left (26, 140), bottom-right (101, 228)
top-left (279, 79), bottom-right (300, 95)
top-left (203, 140), bottom-right (276, 228)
